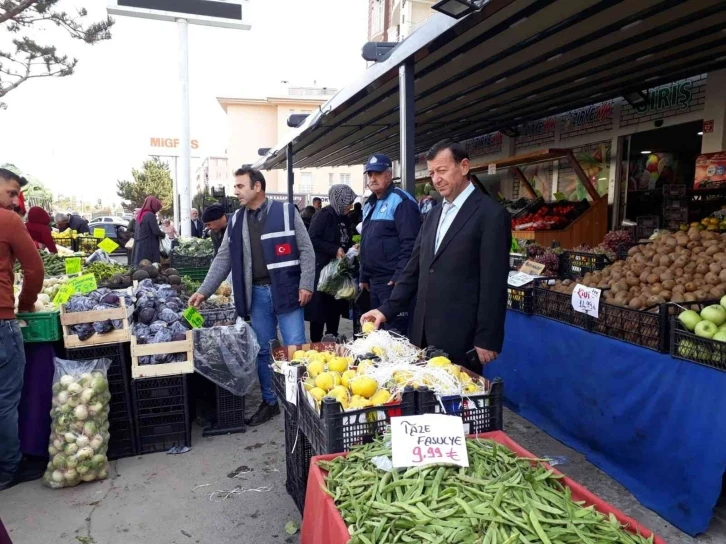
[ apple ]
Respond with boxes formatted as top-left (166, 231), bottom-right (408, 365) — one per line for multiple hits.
top-left (678, 339), bottom-right (697, 358)
top-left (701, 305), bottom-right (726, 326)
top-left (695, 320), bottom-right (718, 339)
top-left (714, 331), bottom-right (726, 343)
top-left (678, 310), bottom-right (702, 332)
top-left (721, 295), bottom-right (726, 310)
top-left (718, 323), bottom-right (726, 333)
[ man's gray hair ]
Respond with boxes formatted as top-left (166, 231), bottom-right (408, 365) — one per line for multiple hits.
top-left (191, 208), bottom-right (199, 214)
top-left (54, 212), bottom-right (69, 223)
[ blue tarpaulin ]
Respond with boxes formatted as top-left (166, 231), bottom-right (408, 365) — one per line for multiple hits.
top-left (485, 311), bottom-right (726, 536)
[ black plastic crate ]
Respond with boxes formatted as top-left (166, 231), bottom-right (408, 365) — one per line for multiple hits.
top-left (507, 286), bottom-right (533, 314)
top-left (416, 378), bottom-right (504, 435)
top-left (533, 281), bottom-right (591, 330)
top-left (671, 319), bottom-right (726, 372)
top-left (298, 387), bottom-right (416, 455)
top-left (561, 251), bottom-right (611, 277)
top-left (202, 386), bottom-right (246, 437)
top-left (170, 252), bottom-right (213, 269)
top-left (271, 364), bottom-right (306, 418)
top-left (132, 376), bottom-right (188, 418)
top-left (592, 300), bottom-right (717, 353)
top-left (135, 413), bottom-right (191, 454)
top-left (107, 416), bottom-right (138, 460)
top-left (199, 305), bottom-right (237, 327)
top-left (616, 241), bottom-right (647, 261)
top-left (284, 410), bottom-right (313, 514)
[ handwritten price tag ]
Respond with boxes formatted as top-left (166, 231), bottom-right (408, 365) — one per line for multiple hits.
top-left (391, 414), bottom-right (469, 469)
top-left (571, 283), bottom-right (601, 318)
top-left (508, 271), bottom-right (534, 287)
top-left (65, 257), bottom-right (81, 276)
top-left (488, 163), bottom-right (496, 175)
top-left (98, 238), bottom-right (119, 254)
top-left (68, 274), bottom-right (97, 294)
top-left (282, 363), bottom-right (298, 405)
top-left (183, 306), bottom-right (205, 329)
top-left (519, 260), bottom-right (546, 275)
top-left (53, 283), bottom-right (76, 306)
top-left (93, 228), bottom-right (105, 239)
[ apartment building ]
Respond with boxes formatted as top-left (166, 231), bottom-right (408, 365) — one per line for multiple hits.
top-left (218, 86), bottom-right (365, 195)
top-left (368, 0), bottom-right (437, 43)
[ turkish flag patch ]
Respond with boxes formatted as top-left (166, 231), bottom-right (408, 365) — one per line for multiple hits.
top-left (276, 243), bottom-right (292, 256)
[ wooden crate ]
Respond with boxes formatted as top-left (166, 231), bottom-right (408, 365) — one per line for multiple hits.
top-left (130, 330), bottom-right (194, 379)
top-left (60, 299), bottom-right (132, 349)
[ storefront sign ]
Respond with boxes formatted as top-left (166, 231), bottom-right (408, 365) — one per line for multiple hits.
top-left (571, 284), bottom-right (601, 318)
top-left (561, 101), bottom-right (613, 131)
top-left (694, 152), bottom-right (726, 190)
top-left (634, 80), bottom-right (693, 114)
top-left (391, 414), bottom-right (469, 469)
top-left (704, 120), bottom-right (714, 134)
top-left (519, 117), bottom-right (557, 138)
top-left (150, 137), bottom-right (200, 150)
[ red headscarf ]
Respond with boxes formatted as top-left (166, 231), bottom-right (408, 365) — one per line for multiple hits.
top-left (137, 196), bottom-right (162, 224)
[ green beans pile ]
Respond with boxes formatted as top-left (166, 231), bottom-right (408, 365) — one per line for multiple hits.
top-left (318, 438), bottom-right (654, 544)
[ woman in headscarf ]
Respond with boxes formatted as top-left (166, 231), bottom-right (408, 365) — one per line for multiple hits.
top-left (25, 206), bottom-right (57, 253)
top-left (305, 185), bottom-right (357, 341)
top-left (133, 196), bottom-right (165, 266)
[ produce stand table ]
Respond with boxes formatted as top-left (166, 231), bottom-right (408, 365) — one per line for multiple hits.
top-left (484, 310), bottom-right (726, 536)
top-left (300, 431), bottom-right (665, 544)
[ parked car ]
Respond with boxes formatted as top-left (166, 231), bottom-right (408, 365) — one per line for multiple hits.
top-left (93, 215), bottom-right (128, 226)
top-left (88, 222), bottom-right (131, 254)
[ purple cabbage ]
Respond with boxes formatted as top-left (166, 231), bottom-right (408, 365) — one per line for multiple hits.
top-left (157, 308), bottom-right (180, 324)
top-left (151, 328), bottom-right (173, 344)
top-left (169, 321), bottom-right (189, 335)
top-left (71, 323), bottom-right (95, 341)
top-left (149, 321), bottom-right (166, 334)
top-left (92, 320), bottom-right (113, 334)
top-left (99, 293), bottom-right (120, 306)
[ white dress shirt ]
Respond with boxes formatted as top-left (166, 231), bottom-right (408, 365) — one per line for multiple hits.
top-left (435, 182), bottom-right (476, 253)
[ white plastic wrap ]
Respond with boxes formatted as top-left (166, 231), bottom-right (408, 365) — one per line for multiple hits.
top-left (193, 318), bottom-right (260, 396)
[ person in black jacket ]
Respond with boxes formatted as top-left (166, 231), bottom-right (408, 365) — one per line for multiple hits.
top-left (305, 184), bottom-right (357, 341)
top-left (191, 208), bottom-right (204, 238)
top-left (202, 204), bottom-right (231, 256)
top-left (361, 140), bottom-right (511, 373)
top-left (54, 212), bottom-right (90, 235)
top-left (133, 197), bottom-right (165, 265)
top-left (300, 205), bottom-right (316, 231)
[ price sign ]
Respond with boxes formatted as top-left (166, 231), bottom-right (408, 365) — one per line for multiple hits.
top-left (282, 363), bottom-right (298, 405)
top-left (53, 283), bottom-right (76, 306)
top-left (98, 238), bottom-right (119, 254)
top-left (508, 271), bottom-right (534, 287)
top-left (93, 228), bottom-right (105, 239)
top-left (487, 163), bottom-right (496, 175)
top-left (519, 260), bottom-right (546, 275)
top-left (571, 283), bottom-right (601, 318)
top-left (183, 306), bottom-right (205, 329)
top-left (69, 274), bottom-right (98, 294)
top-left (65, 257), bottom-right (81, 276)
top-left (391, 414), bottom-right (469, 469)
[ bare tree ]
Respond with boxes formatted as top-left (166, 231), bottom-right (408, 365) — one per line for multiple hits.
top-left (0, 1), bottom-right (114, 97)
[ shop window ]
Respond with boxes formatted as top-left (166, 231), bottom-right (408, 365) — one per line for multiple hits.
top-left (340, 173), bottom-right (351, 186)
top-left (300, 172), bottom-right (313, 193)
top-left (372, 0), bottom-right (384, 34)
top-left (558, 142), bottom-right (611, 201)
top-left (329, 173), bottom-right (335, 186)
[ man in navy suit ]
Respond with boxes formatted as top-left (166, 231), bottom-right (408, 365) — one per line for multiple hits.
top-left (361, 140), bottom-right (510, 373)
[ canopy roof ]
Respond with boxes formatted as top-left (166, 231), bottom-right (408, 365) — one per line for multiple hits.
top-left (255, 0), bottom-right (726, 171)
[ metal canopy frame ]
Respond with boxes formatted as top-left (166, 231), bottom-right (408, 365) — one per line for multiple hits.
top-left (255, 0), bottom-right (726, 174)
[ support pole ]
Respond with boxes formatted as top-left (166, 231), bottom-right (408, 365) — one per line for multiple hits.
top-left (178, 18), bottom-right (192, 237)
top-left (399, 59), bottom-right (415, 197)
top-left (287, 143), bottom-right (294, 204)
top-left (173, 156), bottom-right (180, 229)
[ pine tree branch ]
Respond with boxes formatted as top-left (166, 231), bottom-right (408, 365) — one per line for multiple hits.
top-left (0, 0), bottom-right (39, 25)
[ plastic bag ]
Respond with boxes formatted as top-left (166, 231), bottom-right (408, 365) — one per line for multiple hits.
top-left (85, 249), bottom-right (113, 265)
top-left (43, 357), bottom-right (112, 489)
top-left (193, 318), bottom-right (260, 396)
top-left (335, 276), bottom-right (358, 301)
top-left (318, 258), bottom-right (355, 296)
top-left (160, 237), bottom-right (173, 258)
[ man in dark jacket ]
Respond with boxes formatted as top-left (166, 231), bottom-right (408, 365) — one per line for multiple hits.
top-left (191, 208), bottom-right (204, 238)
top-left (202, 204), bottom-right (231, 256)
top-left (359, 154), bottom-right (421, 334)
top-left (361, 140), bottom-right (510, 374)
top-left (54, 212), bottom-right (90, 234)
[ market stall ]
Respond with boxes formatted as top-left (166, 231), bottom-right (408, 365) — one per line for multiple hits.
top-left (485, 310), bottom-right (726, 537)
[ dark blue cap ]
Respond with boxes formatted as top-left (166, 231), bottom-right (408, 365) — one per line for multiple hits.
top-left (364, 154), bottom-right (392, 173)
